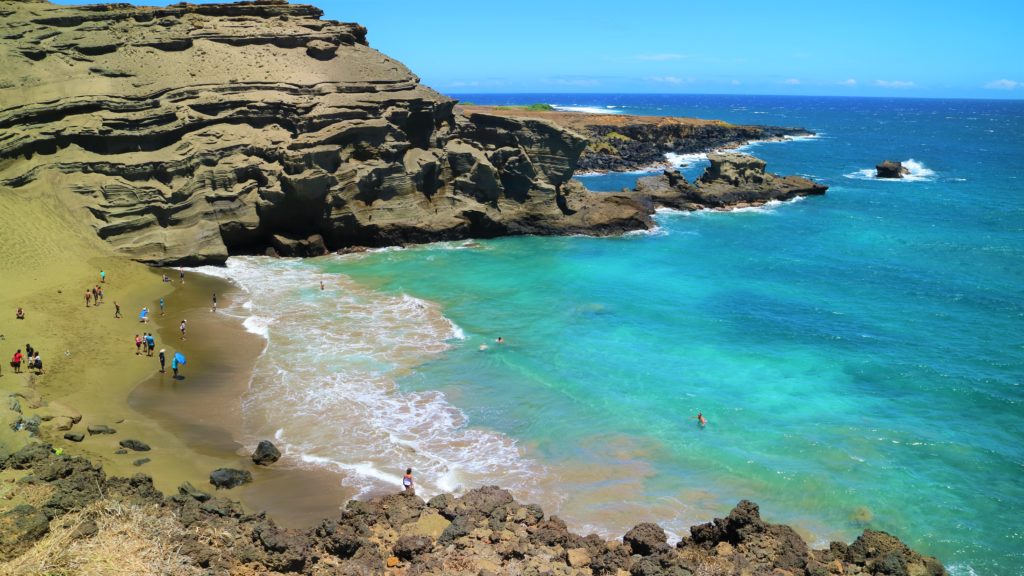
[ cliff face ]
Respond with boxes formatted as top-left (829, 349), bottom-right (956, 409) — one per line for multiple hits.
top-left (0, 1), bottom-right (647, 264)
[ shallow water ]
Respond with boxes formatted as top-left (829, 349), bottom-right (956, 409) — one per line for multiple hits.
top-left (203, 95), bottom-right (1024, 575)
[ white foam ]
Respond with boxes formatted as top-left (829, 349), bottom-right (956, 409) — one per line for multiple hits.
top-left (197, 256), bottom-right (545, 502)
top-left (664, 151), bottom-right (708, 167)
top-left (844, 158), bottom-right (936, 182)
top-left (551, 105), bottom-right (623, 115)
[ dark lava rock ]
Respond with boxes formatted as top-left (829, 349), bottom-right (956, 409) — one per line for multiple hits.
top-left (178, 481), bottom-right (212, 502)
top-left (876, 160), bottom-right (910, 179)
top-left (119, 439), bottom-right (151, 452)
top-left (114, 449), bottom-right (128, 455)
top-left (624, 522), bottom-right (669, 555)
top-left (251, 440), bottom-right (281, 465)
top-left (209, 467), bottom-right (252, 489)
top-left (393, 534), bottom-right (432, 560)
top-left (132, 458), bottom-right (151, 467)
top-left (87, 424), bottom-right (116, 435)
top-left (0, 504), bottom-right (50, 561)
top-left (63, 432), bottom-right (85, 442)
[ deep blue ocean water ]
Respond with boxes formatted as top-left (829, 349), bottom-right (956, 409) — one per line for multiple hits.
top-left (209, 94), bottom-right (1024, 575)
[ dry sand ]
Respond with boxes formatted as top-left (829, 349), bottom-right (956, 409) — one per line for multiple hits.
top-left (0, 178), bottom-right (348, 526)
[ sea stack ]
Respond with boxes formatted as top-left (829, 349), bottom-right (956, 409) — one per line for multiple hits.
top-left (876, 160), bottom-right (910, 178)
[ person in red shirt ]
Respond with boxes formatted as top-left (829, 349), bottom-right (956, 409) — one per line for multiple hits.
top-left (11, 349), bottom-right (23, 373)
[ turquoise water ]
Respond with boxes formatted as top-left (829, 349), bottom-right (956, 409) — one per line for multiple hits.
top-left (216, 95), bottom-right (1024, 575)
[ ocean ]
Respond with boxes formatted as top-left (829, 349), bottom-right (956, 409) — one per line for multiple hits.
top-left (199, 94), bottom-right (1024, 575)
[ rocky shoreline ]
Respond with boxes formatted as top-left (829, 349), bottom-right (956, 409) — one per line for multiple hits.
top-left (458, 105), bottom-right (814, 174)
top-left (1, 443), bottom-right (945, 575)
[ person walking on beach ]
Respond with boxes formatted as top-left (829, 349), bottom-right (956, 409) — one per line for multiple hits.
top-left (158, 349), bottom-right (166, 373)
top-left (95, 285), bottom-right (103, 304)
top-left (171, 354), bottom-right (179, 378)
top-left (135, 334), bottom-right (143, 355)
top-left (11, 349), bottom-right (22, 374)
top-left (32, 352), bottom-right (43, 374)
top-left (179, 319), bottom-right (187, 340)
top-left (179, 267), bottom-right (185, 284)
top-left (145, 333), bottom-right (155, 357)
top-left (211, 292), bottom-right (217, 313)
top-left (100, 270), bottom-right (106, 283)
top-left (85, 289), bottom-right (91, 307)
top-left (159, 297), bottom-right (165, 316)
top-left (402, 468), bottom-right (414, 495)
top-left (91, 286), bottom-right (98, 305)
top-left (114, 301), bottom-right (121, 318)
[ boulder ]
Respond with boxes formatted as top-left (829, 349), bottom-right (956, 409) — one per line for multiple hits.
top-left (63, 433), bottom-right (85, 442)
top-left (86, 424), bottom-right (116, 435)
top-left (251, 440), bottom-right (281, 465)
top-left (624, 522), bottom-right (669, 555)
top-left (876, 160), bottom-right (910, 179)
top-left (119, 439), bottom-right (151, 452)
top-left (178, 481), bottom-right (213, 502)
top-left (393, 534), bottom-right (432, 560)
top-left (133, 458), bottom-right (151, 467)
top-left (209, 468), bottom-right (253, 489)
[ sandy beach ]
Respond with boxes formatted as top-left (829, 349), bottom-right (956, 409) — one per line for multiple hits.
top-left (0, 189), bottom-right (348, 526)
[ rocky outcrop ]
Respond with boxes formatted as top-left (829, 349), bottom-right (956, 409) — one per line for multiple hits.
top-left (631, 152), bottom-right (828, 211)
top-left (460, 105), bottom-right (815, 173)
top-left (876, 160), bottom-right (910, 178)
top-left (2, 444), bottom-right (946, 575)
top-left (0, 1), bottom-right (648, 265)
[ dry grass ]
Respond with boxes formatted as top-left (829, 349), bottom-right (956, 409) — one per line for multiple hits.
top-left (0, 498), bottom-right (203, 576)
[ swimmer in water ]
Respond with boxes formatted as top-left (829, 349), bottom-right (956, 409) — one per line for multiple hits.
top-left (696, 412), bottom-right (707, 427)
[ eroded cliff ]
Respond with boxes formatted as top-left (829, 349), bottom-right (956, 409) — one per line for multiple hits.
top-left (0, 0), bottom-right (648, 264)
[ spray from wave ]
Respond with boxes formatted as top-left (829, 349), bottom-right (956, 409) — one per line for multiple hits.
top-left (844, 159), bottom-right (936, 182)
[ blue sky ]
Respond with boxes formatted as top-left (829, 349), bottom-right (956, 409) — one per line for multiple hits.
top-left (53, 0), bottom-right (1024, 99)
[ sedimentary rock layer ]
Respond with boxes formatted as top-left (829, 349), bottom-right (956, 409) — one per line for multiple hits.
top-left (0, 1), bottom-right (648, 264)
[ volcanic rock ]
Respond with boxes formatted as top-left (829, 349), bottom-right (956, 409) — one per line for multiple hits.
top-left (86, 424), bottom-right (116, 435)
top-left (119, 439), bottom-right (151, 452)
top-left (209, 467), bottom-right (252, 489)
top-left (876, 160), bottom-right (910, 178)
top-left (251, 440), bottom-right (281, 465)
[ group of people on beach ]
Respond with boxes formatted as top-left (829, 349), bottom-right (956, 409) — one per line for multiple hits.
top-left (84, 284), bottom-right (105, 307)
top-left (10, 344), bottom-right (42, 375)
top-left (135, 332), bottom-right (157, 356)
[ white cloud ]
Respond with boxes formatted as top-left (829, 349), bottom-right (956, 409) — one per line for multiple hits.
top-left (838, 78), bottom-right (857, 86)
top-left (635, 53), bottom-right (686, 61)
top-left (984, 79), bottom-right (1021, 90)
top-left (874, 79), bottom-right (916, 89)
top-left (644, 75), bottom-right (686, 85)
top-left (782, 78), bottom-right (801, 85)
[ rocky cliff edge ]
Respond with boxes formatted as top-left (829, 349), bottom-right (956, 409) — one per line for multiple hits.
top-left (0, 1), bottom-right (649, 264)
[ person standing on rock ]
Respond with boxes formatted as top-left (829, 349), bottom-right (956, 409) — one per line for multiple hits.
top-left (158, 349), bottom-right (166, 373)
top-left (402, 468), bottom-right (414, 494)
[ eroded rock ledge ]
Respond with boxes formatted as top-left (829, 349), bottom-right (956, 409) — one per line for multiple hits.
top-left (0, 0), bottom-right (649, 264)
top-left (1, 444), bottom-right (945, 575)
top-left (627, 153), bottom-right (828, 212)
